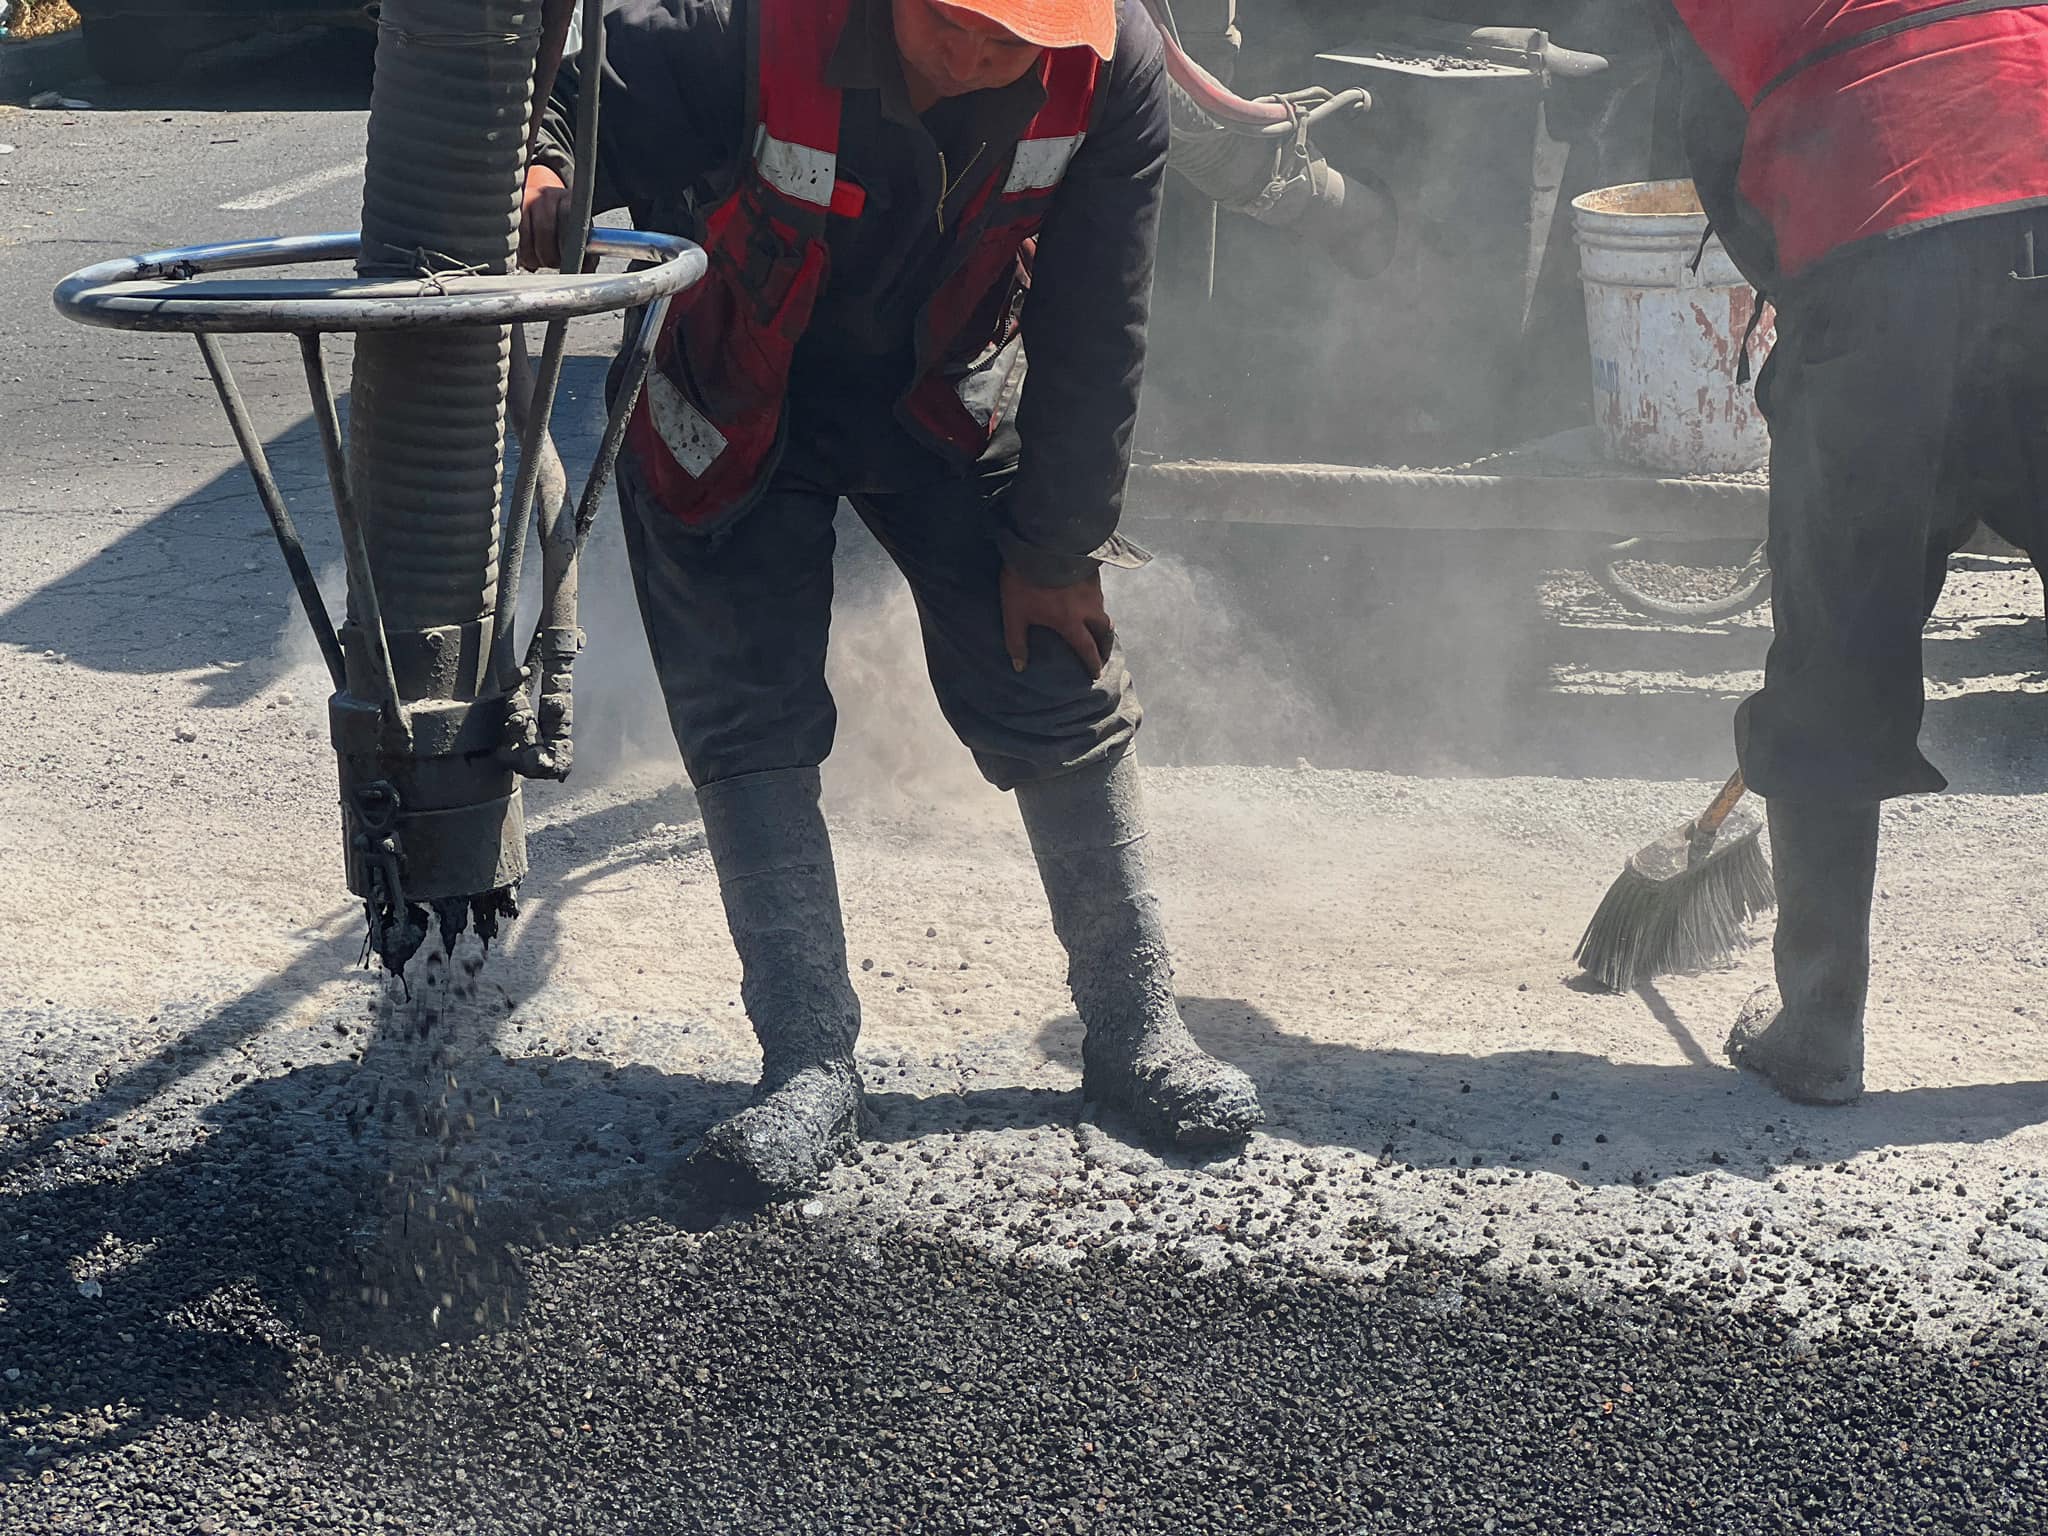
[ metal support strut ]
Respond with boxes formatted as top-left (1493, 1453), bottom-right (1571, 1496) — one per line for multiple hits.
top-left (53, 0), bottom-right (702, 977)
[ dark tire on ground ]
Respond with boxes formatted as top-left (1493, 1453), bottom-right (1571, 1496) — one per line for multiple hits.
top-left (82, 13), bottom-right (188, 86)
top-left (1592, 537), bottom-right (1774, 623)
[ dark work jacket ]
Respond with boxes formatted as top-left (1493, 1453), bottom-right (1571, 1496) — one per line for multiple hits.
top-left (536, 0), bottom-right (1170, 585)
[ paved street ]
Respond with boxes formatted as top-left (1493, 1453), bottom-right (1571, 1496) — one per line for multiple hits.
top-left (3, 29), bottom-right (2046, 1534)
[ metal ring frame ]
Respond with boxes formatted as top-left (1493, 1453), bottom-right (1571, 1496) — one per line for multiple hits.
top-left (53, 227), bottom-right (703, 334)
top-left (51, 226), bottom-right (701, 740)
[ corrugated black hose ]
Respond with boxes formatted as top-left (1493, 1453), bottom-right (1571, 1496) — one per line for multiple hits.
top-left (340, 0), bottom-right (545, 970)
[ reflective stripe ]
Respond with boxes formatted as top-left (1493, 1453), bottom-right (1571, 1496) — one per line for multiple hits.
top-left (1003, 134), bottom-right (1085, 195)
top-left (754, 125), bottom-right (838, 207)
top-left (647, 371), bottom-right (728, 478)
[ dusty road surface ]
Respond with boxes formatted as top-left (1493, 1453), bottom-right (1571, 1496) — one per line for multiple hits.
top-left (4, 37), bottom-right (2048, 1536)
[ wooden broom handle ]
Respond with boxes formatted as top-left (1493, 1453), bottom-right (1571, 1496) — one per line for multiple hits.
top-left (1695, 770), bottom-right (1748, 841)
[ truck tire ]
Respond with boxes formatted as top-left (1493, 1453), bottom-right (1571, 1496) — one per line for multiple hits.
top-left (1592, 538), bottom-right (1774, 623)
top-left (83, 14), bottom-right (187, 86)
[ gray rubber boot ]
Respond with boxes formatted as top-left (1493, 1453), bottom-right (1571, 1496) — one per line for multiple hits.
top-left (692, 768), bottom-right (863, 1200)
top-left (1725, 797), bottom-right (1880, 1105)
top-left (1015, 754), bottom-right (1264, 1148)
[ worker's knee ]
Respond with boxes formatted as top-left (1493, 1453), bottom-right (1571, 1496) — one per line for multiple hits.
top-left (939, 642), bottom-right (1145, 793)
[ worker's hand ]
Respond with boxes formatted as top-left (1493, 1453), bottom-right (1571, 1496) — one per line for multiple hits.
top-left (520, 164), bottom-right (570, 271)
top-left (1000, 564), bottom-right (1115, 679)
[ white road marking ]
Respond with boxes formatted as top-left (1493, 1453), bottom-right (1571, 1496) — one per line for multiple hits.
top-left (219, 158), bottom-right (367, 212)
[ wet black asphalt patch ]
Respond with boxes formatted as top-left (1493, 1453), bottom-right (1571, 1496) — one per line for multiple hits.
top-left (5, 1077), bottom-right (2043, 1536)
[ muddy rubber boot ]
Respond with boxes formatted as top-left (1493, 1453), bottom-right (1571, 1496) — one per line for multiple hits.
top-left (1724, 797), bottom-right (1880, 1106)
top-left (693, 768), bottom-right (864, 1201)
top-left (1016, 755), bottom-right (1264, 1148)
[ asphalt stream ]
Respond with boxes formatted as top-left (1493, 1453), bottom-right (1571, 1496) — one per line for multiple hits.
top-left (5, 38), bottom-right (2048, 1535)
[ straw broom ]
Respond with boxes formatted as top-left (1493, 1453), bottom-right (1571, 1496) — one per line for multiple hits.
top-left (1575, 770), bottom-right (1774, 991)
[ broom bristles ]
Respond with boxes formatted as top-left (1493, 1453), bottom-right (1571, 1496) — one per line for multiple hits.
top-left (1574, 827), bottom-right (1774, 991)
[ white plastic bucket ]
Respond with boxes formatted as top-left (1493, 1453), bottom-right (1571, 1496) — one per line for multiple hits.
top-left (1572, 179), bottom-right (1775, 474)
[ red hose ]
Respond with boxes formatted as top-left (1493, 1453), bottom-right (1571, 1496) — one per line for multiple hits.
top-left (1136, 0), bottom-right (1294, 128)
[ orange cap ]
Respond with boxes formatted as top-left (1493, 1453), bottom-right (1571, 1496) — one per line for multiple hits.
top-left (937, 0), bottom-right (1117, 61)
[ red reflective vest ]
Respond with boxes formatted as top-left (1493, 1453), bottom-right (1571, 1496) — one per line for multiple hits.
top-left (1670, 1), bottom-right (2048, 277)
top-left (625, 0), bottom-right (1101, 528)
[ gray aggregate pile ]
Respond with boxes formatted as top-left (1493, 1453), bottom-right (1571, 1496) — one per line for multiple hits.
top-left (5, 1079), bottom-right (2045, 1536)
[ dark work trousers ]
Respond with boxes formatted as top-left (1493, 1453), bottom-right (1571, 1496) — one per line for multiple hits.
top-left (1735, 210), bottom-right (2048, 803)
top-left (616, 446), bottom-right (1145, 791)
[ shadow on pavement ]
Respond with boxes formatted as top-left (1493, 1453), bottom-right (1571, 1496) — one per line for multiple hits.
top-left (0, 1000), bottom-right (747, 1480)
top-left (0, 355), bottom-right (618, 712)
top-left (0, 1030), bottom-right (743, 1480)
top-left (1035, 997), bottom-right (2048, 1188)
top-left (0, 409), bottom-right (337, 707)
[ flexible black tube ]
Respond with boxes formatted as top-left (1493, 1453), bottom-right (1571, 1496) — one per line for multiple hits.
top-left (337, 0), bottom-right (542, 958)
top-left (348, 0), bottom-right (535, 677)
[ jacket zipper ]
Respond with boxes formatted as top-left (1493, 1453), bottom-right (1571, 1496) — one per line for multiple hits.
top-left (936, 142), bottom-right (987, 231)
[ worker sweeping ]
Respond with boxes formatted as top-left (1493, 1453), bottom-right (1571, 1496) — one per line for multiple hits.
top-left (523, 0), bottom-right (1263, 1196)
top-left (1654, 2), bottom-right (2048, 1104)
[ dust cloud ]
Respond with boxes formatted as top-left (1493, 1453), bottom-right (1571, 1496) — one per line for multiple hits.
top-left (558, 503), bottom-right (1326, 815)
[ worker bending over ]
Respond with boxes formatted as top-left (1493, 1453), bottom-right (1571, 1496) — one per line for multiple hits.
top-left (1658, 2), bottom-right (2048, 1103)
top-left (525, 0), bottom-right (1263, 1195)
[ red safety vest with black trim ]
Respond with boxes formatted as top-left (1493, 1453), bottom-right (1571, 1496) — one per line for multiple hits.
top-left (625, 0), bottom-right (1101, 528)
top-left (1670, 0), bottom-right (2048, 277)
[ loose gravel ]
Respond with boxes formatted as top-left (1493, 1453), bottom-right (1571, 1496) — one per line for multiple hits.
top-left (5, 989), bottom-right (2047, 1535)
top-left (8, 1174), bottom-right (2046, 1535)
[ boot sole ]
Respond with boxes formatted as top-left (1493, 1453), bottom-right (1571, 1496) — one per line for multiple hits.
top-left (691, 1093), bottom-right (863, 1207)
top-left (1726, 1056), bottom-right (1864, 1107)
top-left (1725, 991), bottom-right (1864, 1107)
top-left (689, 1121), bottom-right (859, 1207)
top-left (1082, 1070), bottom-right (1265, 1149)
